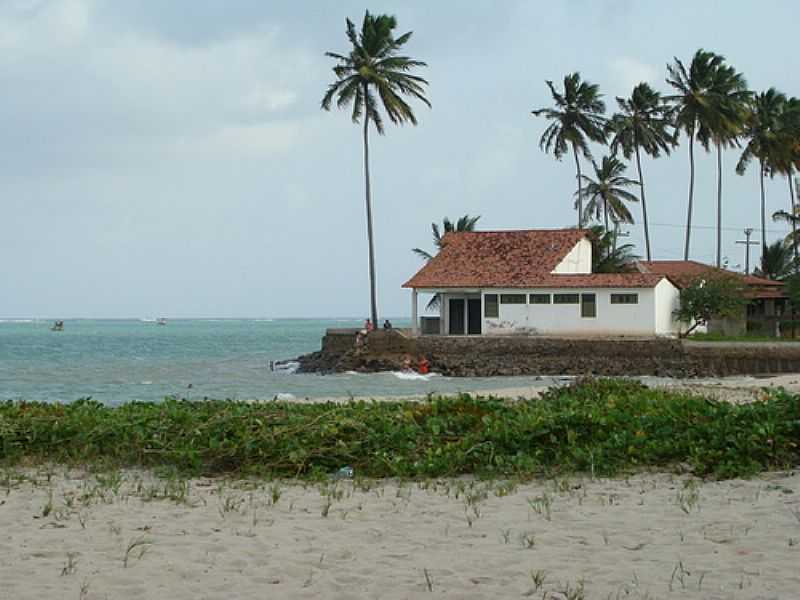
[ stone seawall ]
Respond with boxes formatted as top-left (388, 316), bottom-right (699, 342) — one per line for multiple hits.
top-left (297, 331), bottom-right (800, 377)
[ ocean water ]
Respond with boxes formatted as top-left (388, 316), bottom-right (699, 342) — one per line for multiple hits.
top-left (0, 318), bottom-right (558, 405)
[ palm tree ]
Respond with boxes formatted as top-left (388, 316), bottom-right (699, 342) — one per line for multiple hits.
top-left (577, 156), bottom-right (640, 233)
top-left (667, 49), bottom-right (727, 260)
top-left (737, 88), bottom-right (787, 253)
top-left (322, 11), bottom-right (431, 327)
top-left (532, 73), bottom-right (607, 228)
top-left (587, 225), bottom-right (640, 273)
top-left (695, 61), bottom-right (750, 268)
top-left (608, 83), bottom-right (677, 261)
top-left (412, 215), bottom-right (480, 310)
top-left (771, 97), bottom-right (800, 262)
top-left (754, 239), bottom-right (796, 280)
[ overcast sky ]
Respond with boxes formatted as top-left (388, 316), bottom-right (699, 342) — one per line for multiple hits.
top-left (1, 0), bottom-right (798, 318)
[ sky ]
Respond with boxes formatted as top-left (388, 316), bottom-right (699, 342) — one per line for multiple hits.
top-left (1, 0), bottom-right (799, 319)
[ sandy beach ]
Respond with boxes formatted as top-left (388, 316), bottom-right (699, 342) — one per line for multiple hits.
top-left (1, 468), bottom-right (798, 599)
top-left (297, 373), bottom-right (800, 406)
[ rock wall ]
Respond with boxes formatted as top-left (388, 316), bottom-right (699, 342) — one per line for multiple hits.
top-left (298, 331), bottom-right (800, 377)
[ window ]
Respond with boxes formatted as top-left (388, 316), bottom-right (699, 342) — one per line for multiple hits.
top-left (553, 294), bottom-right (580, 304)
top-left (611, 293), bottom-right (639, 305)
top-left (530, 294), bottom-right (551, 304)
top-left (484, 294), bottom-right (498, 318)
top-left (500, 294), bottom-right (526, 304)
top-left (581, 293), bottom-right (597, 318)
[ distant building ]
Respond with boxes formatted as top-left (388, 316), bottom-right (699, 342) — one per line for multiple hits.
top-left (403, 229), bottom-right (682, 337)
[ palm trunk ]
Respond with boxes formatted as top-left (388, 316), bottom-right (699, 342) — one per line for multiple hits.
top-left (362, 89), bottom-right (378, 327)
top-left (573, 144), bottom-right (583, 228)
top-left (603, 202), bottom-right (609, 233)
top-left (716, 141), bottom-right (723, 268)
top-left (789, 170), bottom-right (798, 269)
top-left (684, 127), bottom-right (695, 260)
top-left (634, 143), bottom-right (651, 261)
top-left (759, 158), bottom-right (767, 256)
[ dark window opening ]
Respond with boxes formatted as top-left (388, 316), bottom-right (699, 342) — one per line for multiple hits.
top-left (530, 294), bottom-right (551, 304)
top-left (581, 293), bottom-right (597, 318)
top-left (554, 294), bottom-right (580, 304)
top-left (484, 294), bottom-right (499, 318)
top-left (500, 294), bottom-right (526, 304)
top-left (610, 293), bottom-right (639, 304)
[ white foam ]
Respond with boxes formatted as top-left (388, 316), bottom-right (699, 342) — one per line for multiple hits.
top-left (140, 381), bottom-right (153, 385)
top-left (0, 319), bottom-right (33, 323)
top-left (274, 393), bottom-right (296, 401)
top-left (273, 361), bottom-right (299, 374)
top-left (391, 370), bottom-right (438, 381)
top-left (139, 318), bottom-right (157, 323)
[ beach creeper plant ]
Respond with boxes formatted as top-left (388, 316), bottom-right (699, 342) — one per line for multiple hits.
top-left (322, 11), bottom-right (431, 327)
top-left (1, 379), bottom-right (798, 479)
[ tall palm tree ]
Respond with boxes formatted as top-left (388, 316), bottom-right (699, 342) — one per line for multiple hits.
top-left (322, 11), bottom-right (431, 327)
top-left (577, 156), bottom-right (640, 233)
top-left (771, 97), bottom-right (800, 263)
top-left (737, 88), bottom-right (787, 253)
top-left (412, 215), bottom-right (480, 310)
top-left (666, 49), bottom-right (727, 260)
top-left (608, 83), bottom-right (677, 261)
top-left (532, 73), bottom-right (607, 228)
top-left (695, 61), bottom-right (750, 268)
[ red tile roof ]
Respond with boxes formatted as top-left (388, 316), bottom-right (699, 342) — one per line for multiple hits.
top-left (403, 229), bottom-right (668, 289)
top-left (637, 260), bottom-right (785, 299)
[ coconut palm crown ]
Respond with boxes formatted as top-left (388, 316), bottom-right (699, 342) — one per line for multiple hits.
top-left (532, 73), bottom-right (607, 228)
top-left (322, 11), bottom-right (431, 327)
top-left (577, 156), bottom-right (640, 232)
top-left (737, 88), bottom-right (788, 252)
top-left (608, 82), bottom-right (677, 260)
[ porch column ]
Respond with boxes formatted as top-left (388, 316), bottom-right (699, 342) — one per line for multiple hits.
top-left (411, 289), bottom-right (419, 335)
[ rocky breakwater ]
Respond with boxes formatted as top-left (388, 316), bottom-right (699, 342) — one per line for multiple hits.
top-left (296, 331), bottom-right (800, 377)
top-left (296, 328), bottom-right (419, 374)
top-left (415, 336), bottom-right (696, 377)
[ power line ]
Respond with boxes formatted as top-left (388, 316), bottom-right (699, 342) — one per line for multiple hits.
top-left (648, 222), bottom-right (789, 234)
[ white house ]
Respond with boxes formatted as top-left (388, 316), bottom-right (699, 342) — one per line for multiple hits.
top-left (403, 228), bottom-right (682, 337)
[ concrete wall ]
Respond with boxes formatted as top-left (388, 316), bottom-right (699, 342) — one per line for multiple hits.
top-left (481, 288), bottom-right (661, 336)
top-left (551, 238), bottom-right (592, 274)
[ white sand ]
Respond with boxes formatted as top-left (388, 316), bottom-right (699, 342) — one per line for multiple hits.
top-left (1, 468), bottom-right (798, 599)
top-left (295, 373), bottom-right (800, 405)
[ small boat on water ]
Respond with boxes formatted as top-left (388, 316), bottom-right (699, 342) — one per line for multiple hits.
top-left (157, 318), bottom-right (167, 326)
top-left (51, 320), bottom-right (64, 331)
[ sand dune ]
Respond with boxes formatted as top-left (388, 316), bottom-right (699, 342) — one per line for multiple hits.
top-left (1, 468), bottom-right (798, 599)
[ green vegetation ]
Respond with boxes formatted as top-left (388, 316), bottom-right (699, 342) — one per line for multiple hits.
top-left (673, 274), bottom-right (748, 337)
top-left (1, 380), bottom-right (798, 480)
top-left (687, 332), bottom-right (796, 342)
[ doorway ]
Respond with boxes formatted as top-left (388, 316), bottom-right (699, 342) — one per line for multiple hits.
top-left (467, 298), bottom-right (482, 334)
top-left (448, 299), bottom-right (465, 335)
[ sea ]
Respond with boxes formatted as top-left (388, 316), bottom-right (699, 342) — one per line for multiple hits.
top-left (0, 318), bottom-right (563, 405)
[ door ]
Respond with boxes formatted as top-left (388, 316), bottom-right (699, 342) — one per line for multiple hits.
top-left (467, 298), bottom-right (482, 334)
top-left (581, 293), bottom-right (597, 318)
top-left (448, 298), bottom-right (465, 335)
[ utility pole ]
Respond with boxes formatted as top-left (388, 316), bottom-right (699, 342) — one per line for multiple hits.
top-left (736, 228), bottom-right (758, 275)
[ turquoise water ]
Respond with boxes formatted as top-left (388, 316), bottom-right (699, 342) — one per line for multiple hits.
top-left (0, 319), bottom-right (556, 405)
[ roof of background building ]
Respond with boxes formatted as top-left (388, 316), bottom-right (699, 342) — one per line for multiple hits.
top-left (637, 260), bottom-right (785, 299)
top-left (403, 229), bottom-right (668, 289)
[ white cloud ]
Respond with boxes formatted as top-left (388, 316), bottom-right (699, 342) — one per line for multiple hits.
top-left (608, 56), bottom-right (659, 93)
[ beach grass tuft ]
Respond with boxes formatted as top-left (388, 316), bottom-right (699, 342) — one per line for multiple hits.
top-left (0, 379), bottom-right (798, 479)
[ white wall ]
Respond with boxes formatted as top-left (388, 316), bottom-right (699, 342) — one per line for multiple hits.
top-left (482, 287), bottom-right (660, 336)
top-left (551, 238), bottom-right (592, 274)
top-left (654, 279), bottom-right (681, 336)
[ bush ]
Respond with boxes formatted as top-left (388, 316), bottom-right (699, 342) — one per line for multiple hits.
top-left (1, 380), bottom-right (798, 479)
